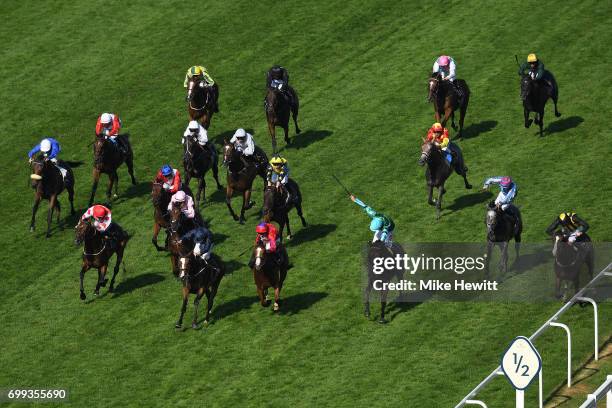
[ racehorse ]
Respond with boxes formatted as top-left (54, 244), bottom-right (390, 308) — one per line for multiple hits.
top-left (484, 203), bottom-right (522, 277)
top-left (251, 240), bottom-right (289, 312)
top-left (186, 77), bottom-right (217, 129)
top-left (418, 140), bottom-right (472, 219)
top-left (222, 140), bottom-right (268, 224)
top-left (428, 75), bottom-right (470, 139)
top-left (167, 199), bottom-right (203, 276)
top-left (520, 72), bottom-right (561, 136)
top-left (175, 254), bottom-right (225, 329)
top-left (364, 241), bottom-right (405, 324)
top-left (262, 183), bottom-right (306, 241)
top-left (151, 182), bottom-right (171, 251)
top-left (88, 134), bottom-right (136, 207)
top-left (74, 218), bottom-right (128, 300)
top-left (183, 132), bottom-right (223, 208)
top-left (552, 233), bottom-right (594, 301)
top-left (29, 158), bottom-right (75, 238)
top-left (265, 86), bottom-right (301, 153)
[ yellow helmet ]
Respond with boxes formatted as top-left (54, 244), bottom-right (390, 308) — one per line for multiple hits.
top-left (527, 53), bottom-right (538, 63)
top-left (432, 122), bottom-right (443, 132)
top-left (270, 156), bottom-right (287, 167)
top-left (190, 66), bottom-right (204, 76)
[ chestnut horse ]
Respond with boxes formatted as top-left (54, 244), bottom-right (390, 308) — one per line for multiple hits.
top-left (265, 86), bottom-right (300, 153)
top-left (251, 240), bottom-right (289, 312)
top-left (74, 219), bottom-right (129, 300)
top-left (427, 75), bottom-right (470, 139)
top-left (29, 158), bottom-right (75, 237)
top-left (88, 134), bottom-right (136, 206)
top-left (186, 77), bottom-right (218, 130)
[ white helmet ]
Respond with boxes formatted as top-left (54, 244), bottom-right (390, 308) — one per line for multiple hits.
top-left (188, 120), bottom-right (199, 132)
top-left (234, 128), bottom-right (246, 138)
top-left (40, 138), bottom-right (52, 153)
top-left (100, 113), bottom-right (113, 124)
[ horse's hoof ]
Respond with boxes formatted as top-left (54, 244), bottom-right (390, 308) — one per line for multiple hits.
top-left (239, 218), bottom-right (245, 225)
top-left (80, 292), bottom-right (86, 300)
top-left (273, 302), bottom-right (280, 312)
top-left (428, 200), bottom-right (436, 206)
top-left (30, 226), bottom-right (35, 233)
top-left (286, 235), bottom-right (292, 241)
top-left (217, 184), bottom-right (223, 191)
top-left (378, 318), bottom-right (388, 324)
top-left (246, 200), bottom-right (255, 210)
top-left (262, 300), bottom-right (271, 308)
top-left (525, 119), bottom-right (533, 128)
top-left (364, 309), bottom-right (370, 318)
top-left (203, 319), bottom-right (209, 326)
top-left (94, 290), bottom-right (100, 296)
top-left (108, 286), bottom-right (114, 293)
top-left (232, 215), bottom-right (239, 221)
top-left (175, 322), bottom-right (182, 329)
top-left (101, 278), bottom-right (108, 287)
top-left (45, 233), bottom-right (51, 238)
top-left (113, 193), bottom-right (118, 199)
top-left (555, 112), bottom-right (561, 118)
top-left (191, 322), bottom-right (199, 330)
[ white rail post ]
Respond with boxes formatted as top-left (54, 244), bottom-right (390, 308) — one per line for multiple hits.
top-left (549, 321), bottom-right (572, 387)
top-left (577, 296), bottom-right (598, 360)
top-left (465, 400), bottom-right (487, 407)
top-left (538, 367), bottom-right (543, 408)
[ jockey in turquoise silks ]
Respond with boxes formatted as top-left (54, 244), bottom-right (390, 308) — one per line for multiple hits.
top-left (350, 195), bottom-right (395, 247)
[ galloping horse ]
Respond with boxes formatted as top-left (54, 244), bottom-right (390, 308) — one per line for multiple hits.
top-left (428, 75), bottom-right (470, 139)
top-left (265, 86), bottom-right (300, 153)
top-left (262, 183), bottom-right (306, 241)
top-left (175, 254), bottom-right (225, 329)
top-left (552, 233), bottom-right (593, 301)
top-left (167, 199), bottom-right (203, 276)
top-left (75, 219), bottom-right (129, 300)
top-left (151, 182), bottom-right (171, 251)
top-left (183, 132), bottom-right (223, 208)
top-left (186, 77), bottom-right (217, 129)
top-left (484, 203), bottom-right (522, 277)
top-left (251, 240), bottom-right (289, 312)
top-left (29, 158), bottom-right (75, 237)
top-left (222, 140), bottom-right (267, 224)
top-left (520, 73), bottom-right (561, 137)
top-left (364, 241), bottom-right (405, 324)
top-left (89, 134), bottom-right (136, 206)
top-left (418, 141), bottom-right (472, 219)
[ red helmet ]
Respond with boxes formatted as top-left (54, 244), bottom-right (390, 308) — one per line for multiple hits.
top-left (256, 223), bottom-right (268, 234)
top-left (92, 205), bottom-right (108, 219)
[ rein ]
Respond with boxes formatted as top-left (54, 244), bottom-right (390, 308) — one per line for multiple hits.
top-left (83, 241), bottom-right (107, 256)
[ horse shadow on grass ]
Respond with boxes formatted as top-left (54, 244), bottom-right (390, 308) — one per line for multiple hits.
top-left (116, 181), bottom-right (151, 201)
top-left (287, 223), bottom-right (337, 246)
top-left (545, 115), bottom-right (584, 135)
top-left (111, 272), bottom-right (166, 298)
top-left (277, 291), bottom-right (328, 315)
top-left (285, 129), bottom-right (333, 150)
top-left (446, 191), bottom-right (492, 213)
top-left (460, 120), bottom-right (497, 140)
top-left (212, 291), bottom-right (327, 320)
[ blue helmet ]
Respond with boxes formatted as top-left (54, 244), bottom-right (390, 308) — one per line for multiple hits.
top-left (370, 217), bottom-right (384, 232)
top-left (161, 164), bottom-right (173, 176)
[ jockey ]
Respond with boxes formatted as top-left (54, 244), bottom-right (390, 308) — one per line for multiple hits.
top-left (182, 226), bottom-right (214, 261)
top-left (425, 122), bottom-right (452, 164)
top-left (267, 65), bottom-right (290, 89)
top-left (518, 53), bottom-right (555, 91)
top-left (167, 190), bottom-right (195, 219)
top-left (546, 212), bottom-right (590, 245)
top-left (267, 156), bottom-right (294, 205)
top-left (28, 137), bottom-right (60, 163)
top-left (183, 120), bottom-right (216, 159)
top-left (350, 195), bottom-right (395, 247)
top-left (230, 128), bottom-right (256, 161)
top-left (81, 204), bottom-right (125, 243)
top-left (183, 65), bottom-right (219, 112)
top-left (483, 176), bottom-right (520, 229)
top-left (432, 55), bottom-right (464, 100)
top-left (249, 221), bottom-right (286, 268)
top-left (96, 113), bottom-right (126, 154)
top-left (155, 164), bottom-right (182, 194)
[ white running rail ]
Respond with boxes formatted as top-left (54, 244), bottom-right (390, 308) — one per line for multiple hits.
top-left (578, 375), bottom-right (612, 408)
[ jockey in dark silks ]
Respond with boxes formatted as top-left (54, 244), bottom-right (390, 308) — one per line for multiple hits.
top-left (518, 54), bottom-right (557, 95)
top-left (546, 212), bottom-right (590, 245)
top-left (266, 65), bottom-right (297, 107)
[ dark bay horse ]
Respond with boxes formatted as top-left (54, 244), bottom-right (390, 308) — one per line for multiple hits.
top-left (265, 86), bottom-right (300, 153)
top-left (520, 73), bottom-right (561, 136)
top-left (175, 254), bottom-right (225, 329)
top-left (29, 158), bottom-right (75, 237)
top-left (167, 200), bottom-right (203, 276)
top-left (484, 203), bottom-right (522, 277)
top-left (89, 134), bottom-right (136, 206)
top-left (252, 241), bottom-right (289, 312)
top-left (428, 75), bottom-right (470, 139)
top-left (364, 241), bottom-right (405, 324)
top-left (222, 140), bottom-right (267, 224)
top-left (418, 141), bottom-right (472, 219)
top-left (187, 77), bottom-right (217, 129)
top-left (552, 233), bottom-right (594, 301)
top-left (75, 219), bottom-right (128, 300)
top-left (151, 182), bottom-right (171, 251)
top-left (183, 133), bottom-right (223, 208)
top-left (262, 183), bottom-right (306, 241)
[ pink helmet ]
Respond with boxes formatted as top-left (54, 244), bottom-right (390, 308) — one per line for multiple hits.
top-left (500, 176), bottom-right (513, 188)
top-left (173, 190), bottom-right (186, 202)
top-left (437, 55), bottom-right (450, 66)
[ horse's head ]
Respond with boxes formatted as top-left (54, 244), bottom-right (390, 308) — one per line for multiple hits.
top-left (29, 158), bottom-right (46, 189)
top-left (151, 182), bottom-right (168, 208)
top-left (93, 135), bottom-right (108, 165)
top-left (74, 218), bottom-right (94, 246)
top-left (178, 255), bottom-right (192, 280)
top-left (485, 203), bottom-right (501, 233)
top-left (186, 77), bottom-right (198, 102)
top-left (427, 76), bottom-right (440, 102)
top-left (169, 201), bottom-right (185, 232)
top-left (418, 141), bottom-right (437, 166)
top-left (520, 74), bottom-right (533, 101)
top-left (222, 138), bottom-right (238, 166)
top-left (253, 242), bottom-right (266, 271)
top-left (262, 186), bottom-right (279, 219)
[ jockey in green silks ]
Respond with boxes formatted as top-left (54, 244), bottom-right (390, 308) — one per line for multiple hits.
top-left (350, 195), bottom-right (395, 247)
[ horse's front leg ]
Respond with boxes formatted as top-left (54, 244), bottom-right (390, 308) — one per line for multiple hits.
top-left (499, 242), bottom-right (508, 274)
top-left (109, 247), bottom-right (124, 292)
top-left (197, 176), bottom-right (205, 208)
top-left (435, 185), bottom-right (444, 220)
top-left (555, 274), bottom-right (562, 299)
top-left (211, 155), bottom-right (223, 190)
top-left (379, 288), bottom-right (389, 324)
top-left (89, 168), bottom-right (100, 207)
top-left (94, 265), bottom-right (108, 296)
top-left (79, 263), bottom-right (89, 300)
top-left (285, 213), bottom-right (292, 241)
top-left (524, 106), bottom-right (533, 128)
top-left (225, 186), bottom-right (239, 221)
top-left (204, 284), bottom-right (219, 325)
top-left (239, 189), bottom-right (252, 224)
top-left (105, 172), bottom-right (114, 201)
top-left (485, 241), bottom-right (493, 279)
top-left (442, 108), bottom-right (452, 129)
top-left (192, 287), bottom-right (205, 329)
top-left (46, 194), bottom-right (57, 238)
top-left (538, 109), bottom-right (545, 137)
top-left (256, 283), bottom-right (268, 307)
top-left (283, 125), bottom-right (290, 146)
top-left (268, 120), bottom-right (277, 154)
top-left (427, 184), bottom-right (435, 206)
top-left (450, 110), bottom-right (457, 130)
top-left (175, 286), bottom-right (189, 328)
top-left (273, 285), bottom-right (281, 312)
top-left (30, 194), bottom-right (41, 232)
